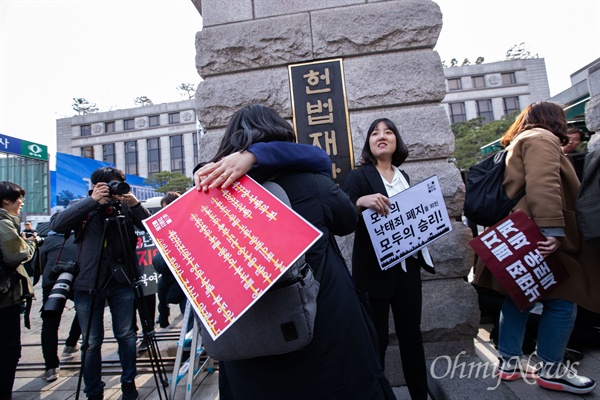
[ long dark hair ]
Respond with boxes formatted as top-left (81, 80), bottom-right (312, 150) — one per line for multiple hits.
top-left (501, 101), bottom-right (568, 147)
top-left (211, 104), bottom-right (296, 162)
top-left (359, 118), bottom-right (408, 167)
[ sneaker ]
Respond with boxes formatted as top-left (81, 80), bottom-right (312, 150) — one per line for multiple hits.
top-left (122, 381), bottom-right (139, 400)
top-left (537, 363), bottom-right (596, 394)
top-left (496, 356), bottom-right (537, 381)
top-left (137, 339), bottom-right (149, 353)
top-left (62, 344), bottom-right (79, 356)
top-left (43, 367), bottom-right (59, 382)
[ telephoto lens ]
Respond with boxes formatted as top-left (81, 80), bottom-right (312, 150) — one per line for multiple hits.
top-left (108, 180), bottom-right (130, 195)
top-left (44, 272), bottom-right (75, 312)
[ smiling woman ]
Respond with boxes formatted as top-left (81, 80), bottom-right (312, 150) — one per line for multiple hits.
top-left (342, 118), bottom-right (435, 400)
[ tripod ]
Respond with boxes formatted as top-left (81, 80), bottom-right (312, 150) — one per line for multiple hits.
top-left (76, 206), bottom-right (169, 400)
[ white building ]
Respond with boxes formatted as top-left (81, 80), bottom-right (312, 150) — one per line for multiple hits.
top-left (442, 58), bottom-right (551, 124)
top-left (56, 99), bottom-right (200, 178)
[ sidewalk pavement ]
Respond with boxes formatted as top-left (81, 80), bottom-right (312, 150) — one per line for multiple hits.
top-left (13, 284), bottom-right (600, 399)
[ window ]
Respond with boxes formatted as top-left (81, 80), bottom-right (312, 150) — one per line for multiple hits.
top-left (476, 99), bottom-right (494, 124)
top-left (193, 132), bottom-right (199, 166)
top-left (502, 72), bottom-right (516, 85)
top-left (125, 141), bottom-right (138, 175)
top-left (149, 115), bottom-right (160, 127)
top-left (147, 138), bottom-right (161, 176)
top-left (124, 119), bottom-right (135, 130)
top-left (170, 135), bottom-right (184, 173)
top-left (81, 125), bottom-right (91, 136)
top-left (447, 78), bottom-right (462, 91)
top-left (81, 146), bottom-right (94, 158)
top-left (449, 102), bottom-right (467, 124)
top-left (168, 113), bottom-right (180, 124)
top-left (105, 121), bottom-right (115, 134)
top-left (503, 97), bottom-right (520, 115)
top-left (103, 143), bottom-right (115, 165)
top-left (472, 76), bottom-right (485, 88)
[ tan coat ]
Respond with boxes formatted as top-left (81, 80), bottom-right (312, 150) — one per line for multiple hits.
top-left (474, 128), bottom-right (600, 313)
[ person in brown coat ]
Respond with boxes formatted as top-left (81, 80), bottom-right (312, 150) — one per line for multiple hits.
top-left (474, 101), bottom-right (599, 395)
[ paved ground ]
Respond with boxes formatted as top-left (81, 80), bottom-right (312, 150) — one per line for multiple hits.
top-left (12, 284), bottom-right (600, 399)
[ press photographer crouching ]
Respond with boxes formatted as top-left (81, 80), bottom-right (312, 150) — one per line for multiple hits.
top-left (50, 167), bottom-right (150, 400)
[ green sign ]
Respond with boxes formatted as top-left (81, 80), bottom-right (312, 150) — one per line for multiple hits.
top-left (0, 133), bottom-right (49, 161)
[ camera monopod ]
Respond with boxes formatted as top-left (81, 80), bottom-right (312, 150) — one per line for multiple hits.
top-left (75, 210), bottom-right (169, 400)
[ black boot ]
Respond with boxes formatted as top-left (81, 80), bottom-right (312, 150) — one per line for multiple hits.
top-left (121, 381), bottom-right (138, 400)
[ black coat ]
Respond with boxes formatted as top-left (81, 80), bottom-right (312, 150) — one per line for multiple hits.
top-left (342, 164), bottom-right (433, 300)
top-left (218, 172), bottom-right (395, 400)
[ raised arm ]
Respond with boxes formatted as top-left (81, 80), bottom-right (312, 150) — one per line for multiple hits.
top-left (194, 142), bottom-right (332, 191)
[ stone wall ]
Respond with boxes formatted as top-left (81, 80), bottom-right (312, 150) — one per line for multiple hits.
top-left (191, 0), bottom-right (479, 386)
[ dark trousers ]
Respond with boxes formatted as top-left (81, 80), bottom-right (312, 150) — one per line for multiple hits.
top-left (41, 312), bottom-right (81, 369)
top-left (41, 287), bottom-right (81, 370)
top-left (369, 263), bottom-right (428, 400)
top-left (132, 293), bottom-right (156, 336)
top-left (0, 306), bottom-right (22, 399)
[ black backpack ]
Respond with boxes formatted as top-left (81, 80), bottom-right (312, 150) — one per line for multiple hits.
top-left (464, 151), bottom-right (525, 227)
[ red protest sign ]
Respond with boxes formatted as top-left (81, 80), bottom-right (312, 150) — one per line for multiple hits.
top-left (470, 209), bottom-right (568, 311)
top-left (143, 176), bottom-right (322, 339)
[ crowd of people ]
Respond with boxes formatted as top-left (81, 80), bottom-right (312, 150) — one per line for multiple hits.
top-left (1, 100), bottom-right (598, 400)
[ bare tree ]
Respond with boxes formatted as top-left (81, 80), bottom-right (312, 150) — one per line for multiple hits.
top-left (72, 98), bottom-right (99, 115)
top-left (506, 42), bottom-right (538, 60)
top-left (134, 96), bottom-right (153, 107)
top-left (176, 83), bottom-right (196, 100)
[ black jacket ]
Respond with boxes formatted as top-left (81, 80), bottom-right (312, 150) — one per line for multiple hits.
top-left (50, 197), bottom-right (150, 292)
top-left (342, 163), bottom-right (433, 299)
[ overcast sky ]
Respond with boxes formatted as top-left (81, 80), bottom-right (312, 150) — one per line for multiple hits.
top-left (1, 0), bottom-right (598, 167)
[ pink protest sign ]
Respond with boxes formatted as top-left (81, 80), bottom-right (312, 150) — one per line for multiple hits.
top-left (470, 209), bottom-right (568, 311)
top-left (143, 176), bottom-right (322, 340)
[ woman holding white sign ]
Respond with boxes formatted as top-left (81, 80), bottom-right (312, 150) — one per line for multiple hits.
top-left (474, 101), bottom-right (599, 394)
top-left (341, 118), bottom-right (434, 400)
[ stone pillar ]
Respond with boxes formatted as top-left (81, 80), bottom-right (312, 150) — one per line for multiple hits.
top-left (191, 0), bottom-right (479, 387)
top-left (585, 64), bottom-right (600, 136)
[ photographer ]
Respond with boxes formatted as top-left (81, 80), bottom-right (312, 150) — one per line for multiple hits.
top-left (50, 167), bottom-right (150, 400)
top-left (39, 229), bottom-right (81, 383)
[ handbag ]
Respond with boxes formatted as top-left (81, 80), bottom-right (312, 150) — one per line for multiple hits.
top-left (200, 181), bottom-right (320, 361)
top-left (464, 151), bottom-right (525, 227)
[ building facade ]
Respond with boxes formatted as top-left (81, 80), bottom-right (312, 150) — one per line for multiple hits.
top-left (442, 58), bottom-right (551, 124)
top-left (56, 100), bottom-right (200, 179)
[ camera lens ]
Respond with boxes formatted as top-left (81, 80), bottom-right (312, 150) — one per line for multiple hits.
top-left (108, 180), bottom-right (130, 195)
top-left (44, 272), bottom-right (75, 313)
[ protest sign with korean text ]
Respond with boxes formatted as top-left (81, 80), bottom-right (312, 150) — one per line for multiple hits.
top-left (135, 228), bottom-right (159, 296)
top-left (142, 176), bottom-right (322, 340)
top-left (363, 175), bottom-right (452, 271)
top-left (469, 209), bottom-right (568, 311)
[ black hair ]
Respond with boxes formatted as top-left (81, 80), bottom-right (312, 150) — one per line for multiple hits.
top-left (161, 191), bottom-right (181, 207)
top-left (90, 166), bottom-right (126, 184)
top-left (0, 180), bottom-right (26, 203)
top-left (211, 104), bottom-right (296, 162)
top-left (359, 118), bottom-right (408, 167)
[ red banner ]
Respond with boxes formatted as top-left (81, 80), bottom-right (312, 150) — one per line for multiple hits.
top-left (143, 176), bottom-right (322, 339)
top-left (470, 210), bottom-right (568, 310)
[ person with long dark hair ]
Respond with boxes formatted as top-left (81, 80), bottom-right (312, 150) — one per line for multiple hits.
top-left (341, 118), bottom-right (434, 400)
top-left (475, 101), bottom-right (599, 394)
top-left (194, 104), bottom-right (395, 400)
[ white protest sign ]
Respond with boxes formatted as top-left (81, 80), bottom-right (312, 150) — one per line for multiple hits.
top-left (363, 175), bottom-right (452, 270)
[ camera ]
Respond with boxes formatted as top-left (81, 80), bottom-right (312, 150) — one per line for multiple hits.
top-left (108, 180), bottom-right (130, 195)
top-left (44, 260), bottom-right (79, 313)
